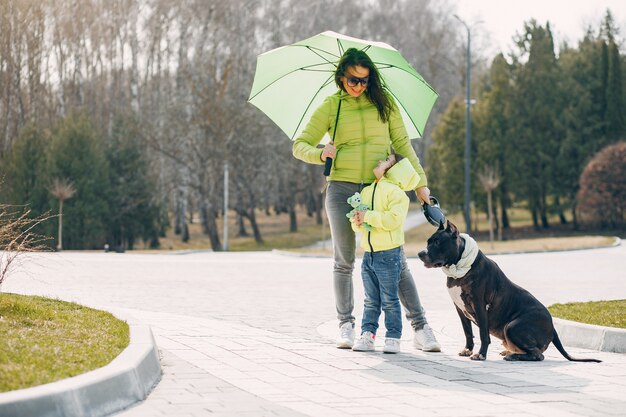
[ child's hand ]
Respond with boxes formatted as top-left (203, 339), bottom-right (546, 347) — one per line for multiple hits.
top-left (354, 210), bottom-right (367, 226)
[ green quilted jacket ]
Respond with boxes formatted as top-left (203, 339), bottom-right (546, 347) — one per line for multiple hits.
top-left (292, 90), bottom-right (427, 188)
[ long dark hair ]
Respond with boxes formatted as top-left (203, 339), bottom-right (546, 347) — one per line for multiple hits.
top-left (335, 48), bottom-right (393, 123)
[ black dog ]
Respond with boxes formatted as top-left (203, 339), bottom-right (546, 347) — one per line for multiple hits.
top-left (418, 221), bottom-right (601, 362)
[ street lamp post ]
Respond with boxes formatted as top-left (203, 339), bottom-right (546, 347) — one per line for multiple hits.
top-left (223, 161), bottom-right (229, 251)
top-left (454, 14), bottom-right (472, 234)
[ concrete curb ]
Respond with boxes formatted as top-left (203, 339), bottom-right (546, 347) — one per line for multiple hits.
top-left (0, 324), bottom-right (161, 417)
top-left (553, 317), bottom-right (626, 353)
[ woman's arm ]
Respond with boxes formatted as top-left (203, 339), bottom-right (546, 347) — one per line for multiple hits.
top-left (292, 96), bottom-right (333, 165)
top-left (388, 104), bottom-right (428, 190)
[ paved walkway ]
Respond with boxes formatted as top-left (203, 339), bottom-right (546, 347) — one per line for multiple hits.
top-left (5, 241), bottom-right (626, 417)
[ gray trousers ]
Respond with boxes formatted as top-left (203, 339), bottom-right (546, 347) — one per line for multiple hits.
top-left (325, 181), bottom-right (428, 330)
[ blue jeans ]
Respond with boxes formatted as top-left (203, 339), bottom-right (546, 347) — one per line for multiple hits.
top-left (325, 181), bottom-right (428, 330)
top-left (361, 247), bottom-right (403, 339)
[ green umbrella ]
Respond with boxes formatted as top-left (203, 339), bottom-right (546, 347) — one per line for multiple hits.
top-left (248, 31), bottom-right (438, 141)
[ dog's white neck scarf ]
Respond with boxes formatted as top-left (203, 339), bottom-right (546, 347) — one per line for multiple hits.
top-left (442, 233), bottom-right (479, 279)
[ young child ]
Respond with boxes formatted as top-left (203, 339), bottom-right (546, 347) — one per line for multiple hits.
top-left (349, 154), bottom-right (420, 353)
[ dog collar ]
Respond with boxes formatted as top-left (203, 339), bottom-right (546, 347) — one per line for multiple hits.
top-left (442, 233), bottom-right (479, 279)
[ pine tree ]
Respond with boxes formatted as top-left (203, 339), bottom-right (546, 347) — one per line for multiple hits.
top-left (427, 98), bottom-right (466, 211)
top-left (605, 40), bottom-right (625, 140)
top-left (106, 116), bottom-right (164, 251)
top-left (46, 112), bottom-right (110, 249)
top-left (473, 54), bottom-right (513, 231)
top-left (0, 123), bottom-right (53, 239)
top-left (509, 20), bottom-right (562, 229)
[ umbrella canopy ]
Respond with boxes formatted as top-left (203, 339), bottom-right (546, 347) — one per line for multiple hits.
top-left (248, 31), bottom-right (438, 142)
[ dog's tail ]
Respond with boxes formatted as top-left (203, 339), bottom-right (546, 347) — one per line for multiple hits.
top-left (552, 329), bottom-right (602, 363)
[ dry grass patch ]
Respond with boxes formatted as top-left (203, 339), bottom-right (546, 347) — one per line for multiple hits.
top-left (291, 206), bottom-right (617, 257)
top-left (141, 206), bottom-right (329, 252)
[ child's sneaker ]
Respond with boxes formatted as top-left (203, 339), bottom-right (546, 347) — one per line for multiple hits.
top-left (337, 322), bottom-right (355, 349)
top-left (352, 331), bottom-right (375, 351)
top-left (383, 338), bottom-right (401, 353)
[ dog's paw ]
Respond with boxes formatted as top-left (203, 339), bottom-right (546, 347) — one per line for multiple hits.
top-left (503, 354), bottom-right (520, 361)
top-left (470, 353), bottom-right (486, 361)
top-left (458, 348), bottom-right (473, 357)
top-left (500, 350), bottom-right (510, 356)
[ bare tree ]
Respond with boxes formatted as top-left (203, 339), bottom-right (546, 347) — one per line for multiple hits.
top-left (49, 178), bottom-right (76, 251)
top-left (478, 165), bottom-right (501, 247)
top-left (0, 203), bottom-right (50, 290)
top-left (1, 0), bottom-right (468, 251)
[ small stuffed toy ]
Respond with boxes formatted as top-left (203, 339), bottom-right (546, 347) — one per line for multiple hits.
top-left (346, 192), bottom-right (372, 231)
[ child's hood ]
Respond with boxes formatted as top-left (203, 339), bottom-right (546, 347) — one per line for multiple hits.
top-left (383, 158), bottom-right (420, 191)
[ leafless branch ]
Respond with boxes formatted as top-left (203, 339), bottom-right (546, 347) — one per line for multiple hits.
top-left (0, 203), bottom-right (52, 289)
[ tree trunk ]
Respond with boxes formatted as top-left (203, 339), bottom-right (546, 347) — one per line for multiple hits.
top-left (531, 204), bottom-right (540, 230)
top-left (555, 196), bottom-right (568, 224)
top-left (540, 193), bottom-right (549, 229)
top-left (175, 181), bottom-right (188, 236)
top-left (247, 207), bottom-right (263, 244)
top-left (236, 209), bottom-right (248, 236)
top-left (57, 199), bottom-right (64, 251)
top-left (246, 188), bottom-right (263, 244)
top-left (182, 223), bottom-right (190, 243)
top-left (571, 206), bottom-right (579, 231)
top-left (496, 198), bottom-right (503, 241)
top-left (289, 204), bottom-right (297, 233)
top-left (316, 192), bottom-right (323, 225)
top-left (206, 207), bottom-right (222, 251)
top-left (188, 196), bottom-right (194, 224)
top-left (499, 184), bottom-right (510, 229)
top-left (487, 190), bottom-right (494, 248)
top-left (199, 196), bottom-right (210, 235)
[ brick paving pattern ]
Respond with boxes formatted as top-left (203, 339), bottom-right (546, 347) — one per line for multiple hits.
top-left (6, 242), bottom-right (626, 417)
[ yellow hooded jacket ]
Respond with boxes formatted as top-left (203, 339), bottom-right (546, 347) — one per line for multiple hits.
top-left (351, 158), bottom-right (420, 252)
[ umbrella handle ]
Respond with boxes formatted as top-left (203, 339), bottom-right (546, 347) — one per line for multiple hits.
top-left (323, 100), bottom-right (341, 177)
top-left (323, 157), bottom-right (333, 176)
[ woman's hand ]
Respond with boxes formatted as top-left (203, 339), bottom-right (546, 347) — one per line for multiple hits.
top-left (321, 141), bottom-right (337, 161)
top-left (415, 186), bottom-right (431, 205)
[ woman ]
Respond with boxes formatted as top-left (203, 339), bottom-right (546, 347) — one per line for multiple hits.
top-left (292, 48), bottom-right (440, 351)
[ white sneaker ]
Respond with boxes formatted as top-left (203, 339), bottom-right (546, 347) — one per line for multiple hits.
top-left (337, 322), bottom-right (355, 349)
top-left (352, 331), bottom-right (375, 351)
top-left (414, 324), bottom-right (441, 352)
top-left (383, 338), bottom-right (401, 354)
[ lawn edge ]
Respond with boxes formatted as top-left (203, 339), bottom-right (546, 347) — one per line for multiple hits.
top-left (0, 319), bottom-right (161, 417)
top-left (553, 317), bottom-right (626, 353)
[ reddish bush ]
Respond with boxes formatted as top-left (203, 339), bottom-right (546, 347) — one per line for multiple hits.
top-left (576, 141), bottom-right (626, 228)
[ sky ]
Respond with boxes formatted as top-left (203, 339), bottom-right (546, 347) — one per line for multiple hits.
top-left (454, 0), bottom-right (626, 56)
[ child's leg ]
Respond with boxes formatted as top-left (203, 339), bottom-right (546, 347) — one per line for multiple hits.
top-left (373, 248), bottom-right (403, 339)
top-left (360, 251), bottom-right (381, 336)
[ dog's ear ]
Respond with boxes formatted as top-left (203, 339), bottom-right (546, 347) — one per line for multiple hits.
top-left (446, 220), bottom-right (459, 236)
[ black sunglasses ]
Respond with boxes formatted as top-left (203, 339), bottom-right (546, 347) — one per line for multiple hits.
top-left (346, 76), bottom-right (369, 87)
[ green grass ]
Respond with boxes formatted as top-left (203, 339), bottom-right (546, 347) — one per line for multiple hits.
top-left (0, 293), bottom-right (129, 392)
top-left (549, 300), bottom-right (626, 329)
